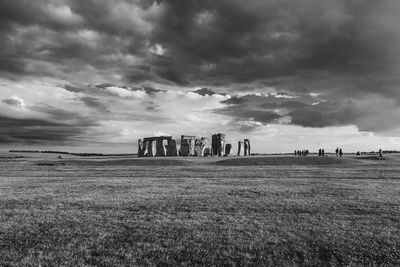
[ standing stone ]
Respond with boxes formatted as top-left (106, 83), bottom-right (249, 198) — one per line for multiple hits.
top-left (212, 133), bottom-right (225, 156)
top-left (189, 139), bottom-right (195, 156)
top-left (147, 140), bottom-right (156, 157)
top-left (219, 135), bottom-right (225, 156)
top-left (203, 148), bottom-right (211, 156)
top-left (194, 137), bottom-right (209, 156)
top-left (143, 140), bottom-right (149, 156)
top-left (166, 139), bottom-right (178, 156)
top-left (224, 144), bottom-right (232, 156)
top-left (138, 139), bottom-right (144, 157)
top-left (244, 139), bottom-right (251, 156)
top-left (194, 139), bottom-right (203, 156)
top-left (180, 135), bottom-right (196, 156)
top-left (152, 141), bottom-right (157, 157)
top-left (180, 143), bottom-right (190, 156)
top-left (155, 138), bottom-right (168, 157)
top-left (237, 141), bottom-right (244, 156)
top-left (211, 134), bottom-right (218, 156)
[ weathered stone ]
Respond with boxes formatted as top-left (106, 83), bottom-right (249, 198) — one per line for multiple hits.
top-left (142, 136), bottom-right (172, 157)
top-left (155, 139), bottom-right (168, 157)
top-left (146, 140), bottom-right (155, 157)
top-left (194, 137), bottom-right (209, 156)
top-left (179, 143), bottom-right (190, 156)
top-left (203, 147), bottom-right (211, 156)
top-left (138, 139), bottom-right (144, 157)
top-left (237, 141), bottom-right (244, 156)
top-left (224, 143), bottom-right (232, 156)
top-left (211, 133), bottom-right (225, 156)
top-left (143, 140), bottom-right (149, 156)
top-left (189, 139), bottom-right (195, 156)
top-left (211, 134), bottom-right (218, 155)
top-left (244, 139), bottom-right (251, 156)
top-left (194, 141), bottom-right (202, 156)
top-left (166, 139), bottom-right (178, 156)
top-left (180, 135), bottom-right (196, 156)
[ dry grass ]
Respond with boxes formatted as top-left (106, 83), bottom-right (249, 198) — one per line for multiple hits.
top-left (0, 155), bottom-right (399, 266)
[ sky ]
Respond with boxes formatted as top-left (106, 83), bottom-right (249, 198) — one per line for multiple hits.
top-left (1, 0), bottom-right (400, 154)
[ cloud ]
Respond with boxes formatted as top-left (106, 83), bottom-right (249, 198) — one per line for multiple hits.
top-left (191, 88), bottom-right (217, 96)
top-left (2, 96), bottom-right (25, 110)
top-left (79, 97), bottom-right (109, 112)
top-left (0, 115), bottom-right (88, 145)
top-left (1, 0), bottom-right (400, 151)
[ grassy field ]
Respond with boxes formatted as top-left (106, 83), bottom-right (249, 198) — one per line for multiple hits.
top-left (0, 154), bottom-right (399, 266)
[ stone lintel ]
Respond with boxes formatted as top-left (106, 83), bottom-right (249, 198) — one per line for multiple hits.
top-left (143, 136), bottom-right (172, 142)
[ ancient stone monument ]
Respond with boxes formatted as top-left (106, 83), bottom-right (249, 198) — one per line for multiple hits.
top-left (224, 143), bottom-right (232, 156)
top-left (194, 137), bottom-right (209, 156)
top-left (155, 138), bottom-right (168, 157)
top-left (180, 135), bottom-right (196, 156)
top-left (244, 139), bottom-right (251, 156)
top-left (138, 133), bottom-right (247, 157)
top-left (138, 136), bottom-right (176, 157)
top-left (237, 139), bottom-right (251, 156)
top-left (212, 133), bottom-right (225, 156)
top-left (237, 141), bottom-right (244, 156)
top-left (137, 139), bottom-right (144, 157)
top-left (146, 140), bottom-right (156, 157)
top-left (166, 139), bottom-right (178, 156)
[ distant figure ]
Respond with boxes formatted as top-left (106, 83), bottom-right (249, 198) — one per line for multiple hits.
top-left (339, 148), bottom-right (343, 157)
top-left (322, 149), bottom-right (325, 157)
top-left (335, 147), bottom-right (339, 157)
top-left (356, 151), bottom-right (360, 156)
top-left (318, 149), bottom-right (322, 157)
top-left (294, 150), bottom-right (297, 156)
top-left (58, 155), bottom-right (63, 159)
top-left (379, 149), bottom-right (383, 158)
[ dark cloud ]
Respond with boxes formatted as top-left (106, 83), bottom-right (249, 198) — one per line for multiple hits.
top-left (0, 0), bottom-right (400, 137)
top-left (219, 107), bottom-right (281, 124)
top-left (288, 98), bottom-right (400, 132)
top-left (79, 97), bottom-right (109, 113)
top-left (221, 97), bottom-right (248, 105)
top-left (145, 101), bottom-right (161, 111)
top-left (30, 104), bottom-right (98, 127)
top-left (217, 91), bottom-right (400, 133)
top-left (64, 84), bottom-right (83, 93)
top-left (143, 86), bottom-right (166, 95)
top-left (2, 98), bottom-right (23, 107)
top-left (0, 115), bottom-right (88, 145)
top-left (192, 88), bottom-right (216, 96)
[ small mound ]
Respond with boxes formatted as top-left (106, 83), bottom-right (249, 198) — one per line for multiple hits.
top-left (35, 162), bottom-right (66, 166)
top-left (68, 158), bottom-right (194, 166)
top-left (215, 156), bottom-right (355, 166)
top-left (0, 153), bottom-right (25, 159)
top-left (354, 156), bottom-right (385, 161)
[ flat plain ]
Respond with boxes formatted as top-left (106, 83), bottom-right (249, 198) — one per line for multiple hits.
top-left (0, 153), bottom-right (399, 266)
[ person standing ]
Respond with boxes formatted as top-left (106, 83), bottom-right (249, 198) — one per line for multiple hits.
top-left (322, 149), bottom-right (325, 157)
top-left (379, 149), bottom-right (383, 158)
top-left (339, 148), bottom-right (343, 157)
top-left (335, 147), bottom-right (339, 157)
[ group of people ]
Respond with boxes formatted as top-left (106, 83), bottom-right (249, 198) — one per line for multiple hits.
top-left (293, 148), bottom-right (344, 157)
top-left (335, 147), bottom-right (343, 157)
top-left (294, 147), bottom-right (384, 158)
top-left (295, 150), bottom-right (309, 156)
